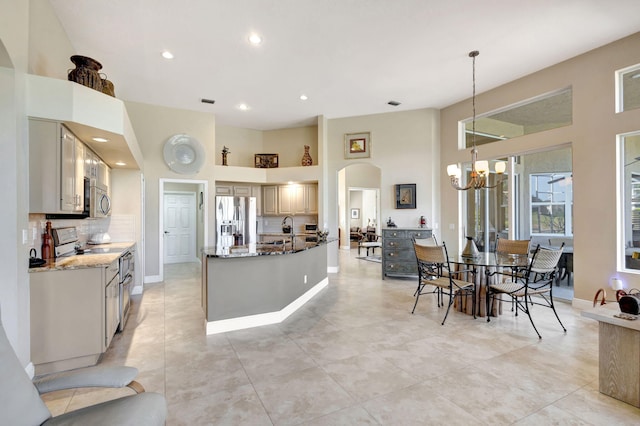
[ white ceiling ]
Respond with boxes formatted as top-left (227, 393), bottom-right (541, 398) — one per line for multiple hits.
top-left (49, 0), bottom-right (640, 131)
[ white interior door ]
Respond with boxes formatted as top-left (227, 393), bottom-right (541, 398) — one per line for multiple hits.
top-left (163, 192), bottom-right (196, 264)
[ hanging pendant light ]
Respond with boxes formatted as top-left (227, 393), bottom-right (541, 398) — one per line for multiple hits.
top-left (447, 51), bottom-right (506, 190)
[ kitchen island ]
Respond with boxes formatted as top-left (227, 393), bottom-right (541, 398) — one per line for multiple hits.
top-left (201, 238), bottom-right (336, 334)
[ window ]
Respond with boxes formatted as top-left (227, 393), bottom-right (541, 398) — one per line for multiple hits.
top-left (463, 88), bottom-right (572, 148)
top-left (530, 173), bottom-right (573, 235)
top-left (616, 64), bottom-right (640, 113)
top-left (620, 132), bottom-right (640, 271)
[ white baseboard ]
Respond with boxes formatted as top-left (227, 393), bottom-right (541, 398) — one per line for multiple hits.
top-left (131, 285), bottom-right (143, 295)
top-left (25, 362), bottom-right (35, 379)
top-left (144, 275), bottom-right (162, 284)
top-left (328, 266), bottom-right (339, 273)
top-left (206, 278), bottom-right (328, 335)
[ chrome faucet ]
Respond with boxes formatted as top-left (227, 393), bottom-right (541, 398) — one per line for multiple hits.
top-left (282, 215), bottom-right (294, 234)
top-left (282, 215), bottom-right (295, 251)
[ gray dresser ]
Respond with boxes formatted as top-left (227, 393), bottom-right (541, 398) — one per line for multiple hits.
top-left (382, 227), bottom-right (432, 279)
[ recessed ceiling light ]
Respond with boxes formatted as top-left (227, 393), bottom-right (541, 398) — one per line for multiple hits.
top-left (92, 137), bottom-right (109, 143)
top-left (115, 161), bottom-right (126, 166)
top-left (300, 94), bottom-right (308, 101)
top-left (237, 103), bottom-right (250, 111)
top-left (248, 34), bottom-right (263, 45)
top-left (162, 51), bottom-right (174, 59)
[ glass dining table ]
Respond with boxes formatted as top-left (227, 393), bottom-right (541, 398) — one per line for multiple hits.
top-left (448, 252), bottom-right (529, 317)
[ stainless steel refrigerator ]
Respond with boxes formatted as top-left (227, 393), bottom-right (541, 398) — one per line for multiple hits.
top-left (216, 196), bottom-right (257, 247)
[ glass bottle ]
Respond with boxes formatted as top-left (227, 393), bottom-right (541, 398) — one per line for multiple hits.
top-left (41, 221), bottom-right (54, 260)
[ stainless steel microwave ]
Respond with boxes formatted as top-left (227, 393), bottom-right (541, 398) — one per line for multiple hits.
top-left (304, 223), bottom-right (318, 233)
top-left (90, 181), bottom-right (112, 217)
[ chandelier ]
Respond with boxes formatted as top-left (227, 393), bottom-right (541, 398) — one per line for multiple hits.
top-left (447, 51), bottom-right (506, 190)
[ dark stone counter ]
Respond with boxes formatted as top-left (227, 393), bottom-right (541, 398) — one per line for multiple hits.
top-left (202, 237), bottom-right (337, 258)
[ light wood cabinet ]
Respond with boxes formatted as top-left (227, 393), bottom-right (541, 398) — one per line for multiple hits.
top-left (278, 185), bottom-right (294, 214)
top-left (30, 259), bottom-right (120, 375)
top-left (262, 185), bottom-right (278, 215)
top-left (97, 159), bottom-right (110, 189)
top-left (265, 183), bottom-right (318, 216)
top-left (216, 184), bottom-right (252, 196)
top-left (29, 119), bottom-right (86, 214)
top-left (84, 148), bottom-right (98, 179)
top-left (302, 184), bottom-right (318, 214)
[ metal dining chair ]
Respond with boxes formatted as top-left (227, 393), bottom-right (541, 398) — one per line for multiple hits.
top-left (486, 243), bottom-right (566, 338)
top-left (411, 240), bottom-right (476, 324)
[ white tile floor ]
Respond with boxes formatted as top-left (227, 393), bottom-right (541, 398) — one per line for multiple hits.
top-left (43, 249), bottom-right (640, 425)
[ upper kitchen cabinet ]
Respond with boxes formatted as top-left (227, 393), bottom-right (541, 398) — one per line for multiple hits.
top-left (83, 144), bottom-right (111, 191)
top-left (215, 183), bottom-right (252, 196)
top-left (97, 159), bottom-right (111, 191)
top-left (262, 185), bottom-right (278, 216)
top-left (30, 119), bottom-right (86, 214)
top-left (267, 183), bottom-right (318, 216)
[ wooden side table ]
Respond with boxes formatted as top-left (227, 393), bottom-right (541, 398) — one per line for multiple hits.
top-left (582, 307), bottom-right (640, 407)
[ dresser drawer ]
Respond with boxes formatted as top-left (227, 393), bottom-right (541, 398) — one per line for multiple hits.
top-left (408, 230), bottom-right (432, 240)
top-left (384, 238), bottom-right (410, 249)
top-left (384, 261), bottom-right (417, 275)
top-left (383, 229), bottom-right (407, 239)
top-left (383, 249), bottom-right (414, 262)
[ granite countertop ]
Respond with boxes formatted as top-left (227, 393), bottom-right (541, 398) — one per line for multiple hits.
top-left (203, 237), bottom-right (337, 258)
top-left (29, 242), bottom-right (135, 272)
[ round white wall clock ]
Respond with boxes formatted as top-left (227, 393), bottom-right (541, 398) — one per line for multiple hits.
top-left (163, 134), bottom-right (205, 174)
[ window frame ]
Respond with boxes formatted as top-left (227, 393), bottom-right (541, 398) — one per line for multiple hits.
top-left (529, 173), bottom-right (573, 237)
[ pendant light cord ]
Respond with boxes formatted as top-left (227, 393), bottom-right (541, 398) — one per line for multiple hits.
top-left (469, 50), bottom-right (479, 150)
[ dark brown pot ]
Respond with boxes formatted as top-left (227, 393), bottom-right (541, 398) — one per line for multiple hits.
top-left (68, 55), bottom-right (103, 91)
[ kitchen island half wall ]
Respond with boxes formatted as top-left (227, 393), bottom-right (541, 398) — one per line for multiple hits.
top-left (202, 240), bottom-right (334, 334)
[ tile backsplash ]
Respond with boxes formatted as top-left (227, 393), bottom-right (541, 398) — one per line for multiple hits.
top-left (28, 214), bottom-right (136, 257)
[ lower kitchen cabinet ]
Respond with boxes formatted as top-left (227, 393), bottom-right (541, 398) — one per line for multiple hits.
top-left (382, 228), bottom-right (433, 279)
top-left (30, 260), bottom-right (119, 375)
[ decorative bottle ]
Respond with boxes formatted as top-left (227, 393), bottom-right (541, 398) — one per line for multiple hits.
top-left (301, 145), bottom-right (313, 166)
top-left (41, 221), bottom-right (54, 260)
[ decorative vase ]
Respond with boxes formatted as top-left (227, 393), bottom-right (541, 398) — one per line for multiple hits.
top-left (100, 73), bottom-right (115, 97)
top-left (461, 236), bottom-right (480, 258)
top-left (301, 145), bottom-right (313, 166)
top-left (68, 55), bottom-right (103, 92)
top-left (221, 146), bottom-right (230, 166)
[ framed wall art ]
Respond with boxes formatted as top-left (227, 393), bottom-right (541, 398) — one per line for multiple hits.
top-left (395, 184), bottom-right (416, 209)
top-left (254, 153), bottom-right (279, 168)
top-left (344, 132), bottom-right (371, 159)
top-left (351, 208), bottom-right (360, 219)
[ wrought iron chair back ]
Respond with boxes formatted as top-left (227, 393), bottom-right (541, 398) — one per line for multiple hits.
top-left (411, 239), bottom-right (476, 324)
top-left (486, 243), bottom-right (566, 338)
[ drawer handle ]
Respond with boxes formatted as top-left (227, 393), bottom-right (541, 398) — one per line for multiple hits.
top-left (392, 232), bottom-right (397, 236)
top-left (390, 242), bottom-right (396, 246)
top-left (389, 253), bottom-right (394, 257)
top-left (416, 233), bottom-right (421, 237)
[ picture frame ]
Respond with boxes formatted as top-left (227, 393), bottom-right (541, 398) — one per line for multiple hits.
top-left (351, 208), bottom-right (360, 219)
top-left (395, 184), bottom-right (416, 209)
top-left (344, 132), bottom-right (371, 159)
top-left (254, 153), bottom-right (279, 168)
